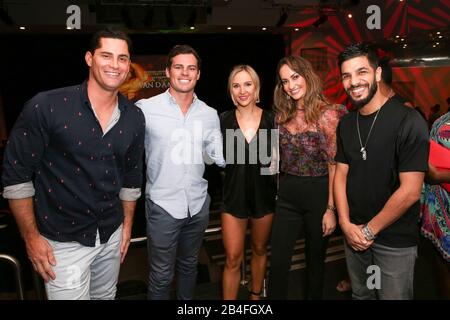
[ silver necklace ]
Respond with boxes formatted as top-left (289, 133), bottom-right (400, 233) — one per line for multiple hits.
top-left (356, 108), bottom-right (381, 160)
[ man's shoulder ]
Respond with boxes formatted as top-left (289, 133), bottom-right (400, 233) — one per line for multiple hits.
top-left (385, 99), bottom-right (426, 127)
top-left (135, 92), bottom-right (166, 110)
top-left (123, 100), bottom-right (145, 123)
top-left (384, 98), bottom-right (411, 116)
top-left (23, 84), bottom-right (82, 111)
top-left (34, 84), bottom-right (81, 100)
top-left (196, 98), bottom-right (218, 117)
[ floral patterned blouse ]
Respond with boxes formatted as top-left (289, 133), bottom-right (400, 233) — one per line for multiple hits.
top-left (279, 104), bottom-right (347, 177)
top-left (420, 112), bottom-right (450, 262)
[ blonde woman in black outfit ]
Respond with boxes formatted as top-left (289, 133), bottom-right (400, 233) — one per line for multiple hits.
top-left (220, 65), bottom-right (276, 300)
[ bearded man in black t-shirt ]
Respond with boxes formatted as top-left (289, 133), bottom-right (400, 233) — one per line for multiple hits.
top-left (334, 43), bottom-right (429, 300)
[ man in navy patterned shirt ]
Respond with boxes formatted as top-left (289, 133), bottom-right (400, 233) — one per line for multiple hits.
top-left (1, 28), bottom-right (145, 300)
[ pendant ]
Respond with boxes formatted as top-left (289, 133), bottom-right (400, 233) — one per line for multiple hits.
top-left (360, 147), bottom-right (367, 160)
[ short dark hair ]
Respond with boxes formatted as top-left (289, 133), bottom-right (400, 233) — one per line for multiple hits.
top-left (166, 45), bottom-right (201, 70)
top-left (88, 27), bottom-right (132, 55)
top-left (379, 57), bottom-right (393, 85)
top-left (338, 42), bottom-right (379, 72)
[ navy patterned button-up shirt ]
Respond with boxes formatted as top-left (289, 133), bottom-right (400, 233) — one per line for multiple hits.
top-left (1, 81), bottom-right (145, 246)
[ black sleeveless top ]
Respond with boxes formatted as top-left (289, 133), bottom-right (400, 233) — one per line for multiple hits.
top-left (219, 109), bottom-right (277, 218)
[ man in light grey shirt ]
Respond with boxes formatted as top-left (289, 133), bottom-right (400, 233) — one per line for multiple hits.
top-left (136, 45), bottom-right (225, 300)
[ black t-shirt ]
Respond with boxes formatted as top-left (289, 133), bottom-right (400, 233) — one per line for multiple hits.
top-left (392, 94), bottom-right (409, 106)
top-left (335, 98), bottom-right (429, 247)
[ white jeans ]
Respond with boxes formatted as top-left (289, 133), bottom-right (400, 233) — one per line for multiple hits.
top-left (44, 224), bottom-right (123, 300)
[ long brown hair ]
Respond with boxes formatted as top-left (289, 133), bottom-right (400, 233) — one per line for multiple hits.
top-left (273, 56), bottom-right (329, 125)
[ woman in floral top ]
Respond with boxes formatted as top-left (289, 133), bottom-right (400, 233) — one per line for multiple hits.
top-left (268, 56), bottom-right (347, 299)
top-left (420, 111), bottom-right (450, 298)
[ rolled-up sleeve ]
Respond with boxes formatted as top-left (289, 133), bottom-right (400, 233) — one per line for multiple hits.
top-left (2, 181), bottom-right (35, 199)
top-left (119, 187), bottom-right (141, 201)
top-left (2, 93), bottom-right (50, 195)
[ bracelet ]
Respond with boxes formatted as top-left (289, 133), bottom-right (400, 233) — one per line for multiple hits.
top-left (326, 204), bottom-right (336, 213)
top-left (362, 223), bottom-right (376, 241)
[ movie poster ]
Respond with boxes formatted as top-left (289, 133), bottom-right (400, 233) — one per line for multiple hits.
top-left (119, 55), bottom-right (169, 102)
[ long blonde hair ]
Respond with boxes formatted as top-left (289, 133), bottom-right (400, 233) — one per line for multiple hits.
top-left (227, 65), bottom-right (261, 106)
top-left (273, 56), bottom-right (329, 125)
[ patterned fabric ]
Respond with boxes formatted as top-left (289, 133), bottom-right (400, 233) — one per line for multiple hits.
top-left (421, 112), bottom-right (450, 262)
top-left (1, 82), bottom-right (146, 246)
top-left (279, 104), bottom-right (347, 177)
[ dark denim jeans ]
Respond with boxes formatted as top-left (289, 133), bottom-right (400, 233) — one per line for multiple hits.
top-left (145, 195), bottom-right (210, 300)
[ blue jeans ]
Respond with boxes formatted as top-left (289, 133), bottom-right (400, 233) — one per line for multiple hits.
top-left (145, 195), bottom-right (210, 300)
top-left (344, 241), bottom-right (417, 300)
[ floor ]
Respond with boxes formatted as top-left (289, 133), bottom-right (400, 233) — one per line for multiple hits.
top-left (113, 188), bottom-right (440, 300)
top-left (114, 230), bottom-right (439, 300)
top-left (0, 182), bottom-right (442, 300)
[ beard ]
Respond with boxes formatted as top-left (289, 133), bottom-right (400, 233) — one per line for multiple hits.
top-left (345, 80), bottom-right (378, 109)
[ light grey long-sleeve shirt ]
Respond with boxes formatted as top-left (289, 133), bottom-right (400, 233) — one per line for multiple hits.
top-left (136, 90), bottom-right (225, 219)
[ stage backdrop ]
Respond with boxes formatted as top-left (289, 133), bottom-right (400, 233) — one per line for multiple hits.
top-left (288, 0), bottom-right (450, 116)
top-left (119, 55), bottom-right (168, 102)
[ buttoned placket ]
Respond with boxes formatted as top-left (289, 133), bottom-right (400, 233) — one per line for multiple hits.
top-left (171, 95), bottom-right (198, 218)
top-left (85, 99), bottom-right (121, 236)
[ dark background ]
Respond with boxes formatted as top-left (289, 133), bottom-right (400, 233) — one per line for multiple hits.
top-left (0, 33), bottom-right (285, 293)
top-left (0, 33), bottom-right (285, 132)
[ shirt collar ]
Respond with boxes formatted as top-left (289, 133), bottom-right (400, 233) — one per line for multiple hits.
top-left (80, 80), bottom-right (129, 113)
top-left (164, 88), bottom-right (198, 107)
